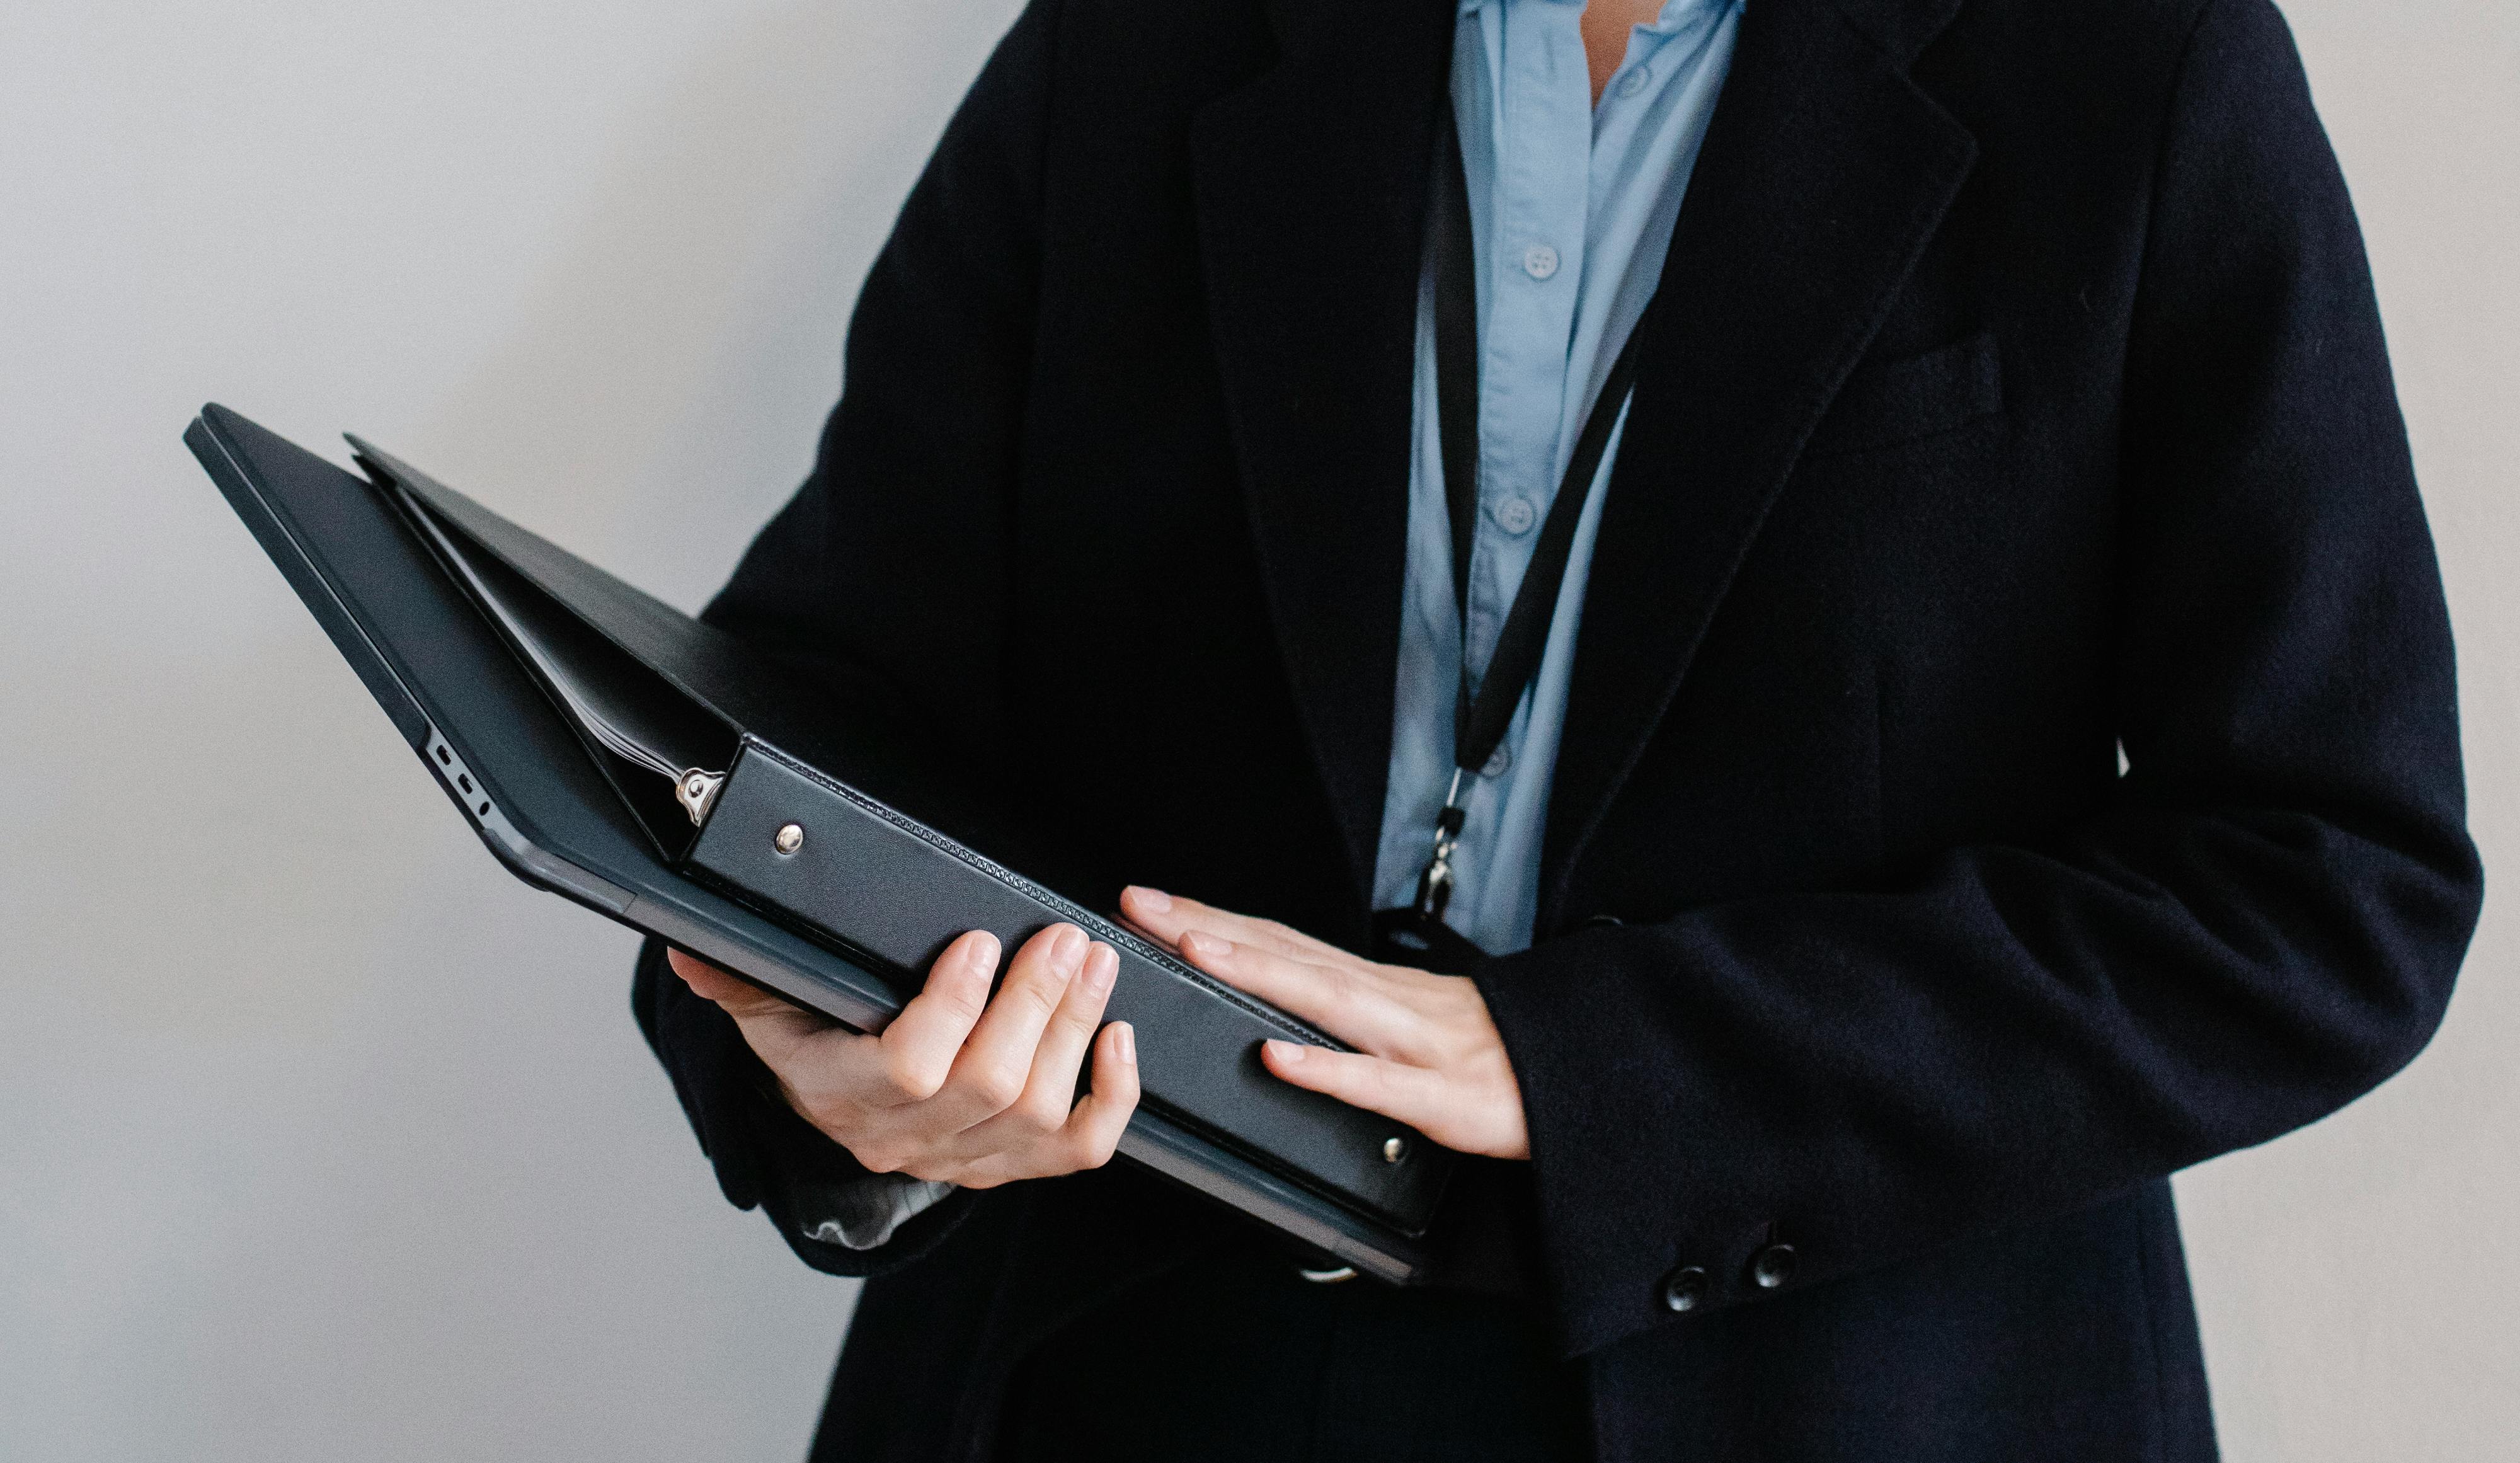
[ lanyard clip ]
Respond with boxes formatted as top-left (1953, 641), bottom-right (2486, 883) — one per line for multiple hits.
top-left (1412, 768), bottom-right (1470, 924)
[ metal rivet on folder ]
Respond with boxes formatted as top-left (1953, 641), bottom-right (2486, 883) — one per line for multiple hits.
top-left (773, 823), bottom-right (805, 856)
top-left (1382, 1136), bottom-right (1407, 1164)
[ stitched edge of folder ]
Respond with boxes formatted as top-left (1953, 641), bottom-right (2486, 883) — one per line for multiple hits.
top-left (743, 741), bottom-right (1348, 1052)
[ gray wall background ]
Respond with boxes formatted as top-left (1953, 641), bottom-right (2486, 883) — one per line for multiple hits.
top-left (0, 1), bottom-right (2509, 1458)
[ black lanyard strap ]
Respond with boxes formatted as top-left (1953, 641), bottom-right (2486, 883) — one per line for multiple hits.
top-left (1413, 104), bottom-right (1658, 926)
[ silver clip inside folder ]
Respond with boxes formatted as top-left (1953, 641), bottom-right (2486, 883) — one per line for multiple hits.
top-left (676, 769), bottom-right (724, 825)
top-left (382, 470), bottom-right (735, 831)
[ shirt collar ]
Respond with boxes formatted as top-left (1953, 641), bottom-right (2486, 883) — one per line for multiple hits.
top-left (1458, 0), bottom-right (1730, 28)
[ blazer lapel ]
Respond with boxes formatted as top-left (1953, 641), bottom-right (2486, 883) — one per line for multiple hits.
top-left (1540, 0), bottom-right (1978, 924)
top-left (1190, 0), bottom-right (1457, 908)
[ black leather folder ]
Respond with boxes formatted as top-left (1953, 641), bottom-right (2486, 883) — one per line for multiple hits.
top-left (186, 403), bottom-right (1447, 1282)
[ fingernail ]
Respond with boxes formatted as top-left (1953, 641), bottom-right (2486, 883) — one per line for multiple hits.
top-left (966, 930), bottom-right (1002, 970)
top-left (1084, 943), bottom-right (1118, 994)
top-left (1181, 930), bottom-right (1230, 963)
top-left (1127, 885), bottom-right (1173, 914)
top-left (1114, 1023), bottom-right (1137, 1064)
top-left (1265, 1038), bottom-right (1304, 1064)
top-left (1053, 924), bottom-right (1089, 973)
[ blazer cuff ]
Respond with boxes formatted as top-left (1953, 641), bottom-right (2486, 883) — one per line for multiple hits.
top-left (740, 1081), bottom-right (967, 1265)
top-left (632, 936), bottom-right (976, 1275)
top-left (797, 1176), bottom-right (958, 1251)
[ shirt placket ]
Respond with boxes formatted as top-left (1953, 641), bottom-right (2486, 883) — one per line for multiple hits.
top-left (1464, 0), bottom-right (1589, 695)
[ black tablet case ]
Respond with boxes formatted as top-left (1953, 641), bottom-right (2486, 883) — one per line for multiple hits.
top-left (186, 403), bottom-right (1448, 1282)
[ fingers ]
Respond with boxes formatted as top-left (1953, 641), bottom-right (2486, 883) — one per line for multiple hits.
top-left (705, 924), bottom-right (1147, 1183)
top-left (859, 929), bottom-right (1002, 1106)
top-left (965, 939), bottom-right (1121, 1145)
top-left (1260, 1038), bottom-right (1446, 1135)
top-left (1173, 929), bottom-right (1418, 1057)
top-left (1265, 1037), bottom-right (1528, 1160)
top-left (1067, 1021), bottom-right (1140, 1168)
top-left (955, 1021), bottom-right (1140, 1189)
top-left (1120, 886), bottom-right (1348, 965)
top-left (932, 924), bottom-right (1090, 1128)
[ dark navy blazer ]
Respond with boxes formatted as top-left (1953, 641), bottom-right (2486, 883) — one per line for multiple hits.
top-left (633, 0), bottom-right (2483, 1456)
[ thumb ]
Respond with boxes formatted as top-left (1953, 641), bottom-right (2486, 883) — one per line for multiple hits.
top-left (667, 948), bottom-right (804, 1020)
top-left (668, 948), bottom-right (855, 1079)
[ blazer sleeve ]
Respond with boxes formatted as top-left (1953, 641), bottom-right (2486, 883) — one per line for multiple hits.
top-left (633, 0), bottom-right (1062, 1277)
top-left (1472, 0), bottom-right (2484, 1356)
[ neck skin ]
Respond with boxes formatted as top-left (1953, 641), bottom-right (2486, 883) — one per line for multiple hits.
top-left (1580, 0), bottom-right (1672, 101)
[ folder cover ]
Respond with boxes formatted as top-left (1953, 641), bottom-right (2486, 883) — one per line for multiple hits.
top-left (186, 404), bottom-right (1448, 1282)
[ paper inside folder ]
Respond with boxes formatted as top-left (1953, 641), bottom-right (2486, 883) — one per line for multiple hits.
top-left (393, 483), bottom-right (731, 825)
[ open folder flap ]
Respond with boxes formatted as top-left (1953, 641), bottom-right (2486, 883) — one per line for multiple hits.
top-left (350, 440), bottom-right (828, 750)
top-left (389, 487), bottom-right (738, 852)
top-left (347, 438), bottom-right (1034, 875)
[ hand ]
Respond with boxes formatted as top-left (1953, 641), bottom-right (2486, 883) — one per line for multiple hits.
top-left (666, 925), bottom-right (1138, 1188)
top-left (1118, 886), bottom-right (1529, 1160)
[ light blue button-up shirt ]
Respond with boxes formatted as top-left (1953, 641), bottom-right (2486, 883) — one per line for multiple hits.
top-left (820, 0), bottom-right (1743, 1251)
top-left (1371, 0), bottom-right (1742, 955)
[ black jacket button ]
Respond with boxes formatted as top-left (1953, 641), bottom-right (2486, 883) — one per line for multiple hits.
top-left (1751, 1243), bottom-right (1797, 1290)
top-left (1660, 1265), bottom-right (1709, 1312)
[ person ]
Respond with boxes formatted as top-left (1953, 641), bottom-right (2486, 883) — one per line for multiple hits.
top-left (636, 0), bottom-right (2483, 1457)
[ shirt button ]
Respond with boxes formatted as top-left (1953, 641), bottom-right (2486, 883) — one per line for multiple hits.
top-left (1752, 1242), bottom-right (1797, 1290)
top-left (1521, 243), bottom-right (1559, 280)
top-left (1616, 66), bottom-right (1652, 99)
top-left (1481, 744), bottom-right (1513, 778)
top-left (1490, 495), bottom-right (1537, 535)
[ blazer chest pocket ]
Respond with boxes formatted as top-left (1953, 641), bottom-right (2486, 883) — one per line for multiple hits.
top-left (1804, 330), bottom-right (2003, 458)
